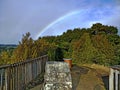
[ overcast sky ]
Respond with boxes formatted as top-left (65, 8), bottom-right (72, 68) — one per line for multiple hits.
top-left (0, 0), bottom-right (120, 44)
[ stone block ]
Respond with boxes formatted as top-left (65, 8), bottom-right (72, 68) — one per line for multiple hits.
top-left (44, 61), bottom-right (72, 90)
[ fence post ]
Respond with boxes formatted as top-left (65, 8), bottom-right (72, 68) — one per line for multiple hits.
top-left (109, 68), bottom-right (114, 90)
top-left (115, 70), bottom-right (119, 90)
top-left (0, 69), bottom-right (4, 90)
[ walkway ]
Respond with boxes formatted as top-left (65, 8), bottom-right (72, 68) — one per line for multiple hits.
top-left (30, 64), bottom-right (107, 90)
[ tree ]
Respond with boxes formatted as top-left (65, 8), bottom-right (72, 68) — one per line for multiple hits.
top-left (1, 23), bottom-right (119, 66)
top-left (12, 32), bottom-right (34, 62)
top-left (0, 51), bottom-right (11, 65)
top-left (92, 34), bottom-right (116, 65)
top-left (91, 23), bottom-right (118, 35)
top-left (72, 33), bottom-right (98, 64)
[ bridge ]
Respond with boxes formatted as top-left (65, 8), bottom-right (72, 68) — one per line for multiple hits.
top-left (0, 55), bottom-right (48, 90)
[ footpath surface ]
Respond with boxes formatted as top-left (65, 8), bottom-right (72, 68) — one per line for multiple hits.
top-left (71, 65), bottom-right (107, 90)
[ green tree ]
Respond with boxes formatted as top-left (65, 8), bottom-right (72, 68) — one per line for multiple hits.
top-left (72, 33), bottom-right (97, 64)
top-left (1, 23), bottom-right (119, 66)
top-left (0, 51), bottom-right (11, 65)
top-left (92, 34), bottom-right (116, 65)
top-left (12, 32), bottom-right (34, 62)
top-left (91, 23), bottom-right (118, 35)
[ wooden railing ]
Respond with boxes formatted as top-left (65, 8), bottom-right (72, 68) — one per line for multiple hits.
top-left (0, 55), bottom-right (48, 90)
top-left (109, 66), bottom-right (120, 90)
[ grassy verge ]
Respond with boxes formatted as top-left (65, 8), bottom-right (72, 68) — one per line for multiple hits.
top-left (77, 63), bottom-right (110, 76)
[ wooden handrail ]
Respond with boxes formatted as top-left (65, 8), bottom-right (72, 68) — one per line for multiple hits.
top-left (0, 55), bottom-right (48, 90)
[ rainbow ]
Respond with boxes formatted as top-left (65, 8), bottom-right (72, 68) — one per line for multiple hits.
top-left (35, 10), bottom-right (83, 39)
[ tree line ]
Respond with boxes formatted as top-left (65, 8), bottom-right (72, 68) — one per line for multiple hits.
top-left (0, 23), bottom-right (120, 66)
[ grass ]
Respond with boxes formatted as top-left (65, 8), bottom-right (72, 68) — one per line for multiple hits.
top-left (77, 63), bottom-right (110, 76)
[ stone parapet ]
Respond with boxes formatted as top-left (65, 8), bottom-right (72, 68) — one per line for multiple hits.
top-left (44, 61), bottom-right (72, 90)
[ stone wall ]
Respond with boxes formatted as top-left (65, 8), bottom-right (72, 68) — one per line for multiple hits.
top-left (44, 61), bottom-right (72, 90)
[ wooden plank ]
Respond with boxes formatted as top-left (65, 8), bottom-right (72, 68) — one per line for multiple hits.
top-left (109, 68), bottom-right (114, 90)
top-left (115, 70), bottom-right (119, 90)
top-left (0, 69), bottom-right (4, 90)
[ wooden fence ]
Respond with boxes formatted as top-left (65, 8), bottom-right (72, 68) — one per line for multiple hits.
top-left (109, 66), bottom-right (120, 90)
top-left (0, 55), bottom-right (48, 90)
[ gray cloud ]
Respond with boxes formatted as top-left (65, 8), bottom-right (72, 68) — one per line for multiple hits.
top-left (0, 0), bottom-right (120, 44)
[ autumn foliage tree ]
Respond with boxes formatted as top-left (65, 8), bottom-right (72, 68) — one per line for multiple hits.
top-left (0, 51), bottom-right (12, 65)
top-left (0, 23), bottom-right (120, 66)
top-left (11, 32), bottom-right (57, 62)
top-left (72, 33), bottom-right (98, 64)
top-left (12, 32), bottom-right (33, 62)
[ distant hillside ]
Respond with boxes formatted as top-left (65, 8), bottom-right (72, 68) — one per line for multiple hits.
top-left (0, 44), bottom-right (17, 53)
top-left (0, 44), bottom-right (17, 47)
